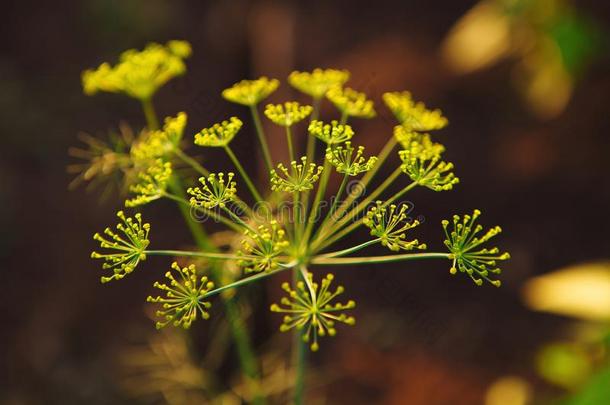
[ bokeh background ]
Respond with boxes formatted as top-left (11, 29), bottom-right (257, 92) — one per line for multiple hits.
top-left (1, 0), bottom-right (609, 404)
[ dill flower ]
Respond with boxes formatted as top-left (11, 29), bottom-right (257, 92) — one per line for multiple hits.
top-left (442, 210), bottom-right (510, 287)
top-left (288, 68), bottom-right (350, 99)
top-left (270, 156), bottom-right (324, 193)
top-left (194, 117), bottom-right (243, 147)
top-left (264, 102), bottom-right (313, 127)
top-left (91, 211), bottom-right (150, 283)
top-left (363, 202), bottom-right (426, 251)
top-left (325, 142), bottom-right (377, 176)
top-left (239, 221), bottom-right (289, 273)
top-left (125, 159), bottom-right (172, 207)
top-left (326, 86), bottom-right (376, 119)
top-left (383, 91), bottom-right (448, 131)
top-left (308, 120), bottom-right (354, 145)
top-left (399, 138), bottom-right (459, 191)
top-left (131, 112), bottom-right (187, 162)
top-left (82, 40), bottom-right (191, 100)
top-left (270, 273), bottom-right (356, 351)
top-left (147, 262), bottom-right (214, 329)
top-left (68, 125), bottom-right (136, 194)
top-left (222, 77), bottom-right (279, 106)
top-left (187, 173), bottom-right (237, 209)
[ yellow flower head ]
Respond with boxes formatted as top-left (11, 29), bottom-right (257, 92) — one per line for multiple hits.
top-left (399, 138), bottom-right (459, 192)
top-left (91, 211), bottom-right (150, 283)
top-left (364, 202), bottom-right (426, 251)
top-left (125, 159), bottom-right (172, 207)
top-left (288, 68), bottom-right (350, 99)
top-left (383, 92), bottom-right (448, 131)
top-left (187, 172), bottom-right (237, 209)
top-left (147, 262), bottom-right (214, 329)
top-left (239, 221), bottom-right (289, 273)
top-left (194, 117), bottom-right (243, 147)
top-left (130, 112), bottom-right (187, 162)
top-left (222, 77), bottom-right (279, 106)
top-left (82, 40), bottom-right (191, 100)
top-left (271, 272), bottom-right (356, 351)
top-left (264, 102), bottom-right (313, 127)
top-left (326, 86), bottom-right (376, 119)
top-left (443, 210), bottom-right (510, 287)
top-left (270, 157), bottom-right (324, 193)
top-left (308, 120), bottom-right (354, 145)
top-left (325, 142), bottom-right (377, 176)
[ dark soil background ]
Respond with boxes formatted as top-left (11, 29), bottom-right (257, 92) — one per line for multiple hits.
top-left (1, 0), bottom-right (609, 404)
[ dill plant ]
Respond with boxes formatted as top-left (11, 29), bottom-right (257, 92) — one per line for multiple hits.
top-left (75, 40), bottom-right (510, 404)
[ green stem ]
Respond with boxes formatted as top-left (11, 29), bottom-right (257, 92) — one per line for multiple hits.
top-left (204, 261), bottom-right (298, 298)
top-left (224, 145), bottom-right (264, 203)
top-left (361, 137), bottom-right (397, 189)
top-left (305, 98), bottom-right (321, 165)
top-left (311, 173), bottom-right (348, 245)
top-left (146, 249), bottom-right (244, 260)
top-left (141, 97), bottom-right (159, 130)
top-left (162, 192), bottom-right (243, 233)
top-left (314, 167), bottom-right (402, 248)
top-left (250, 105), bottom-right (273, 173)
top-left (316, 239), bottom-right (381, 258)
top-left (142, 100), bottom-right (266, 405)
top-left (302, 159), bottom-right (331, 244)
top-left (168, 179), bottom-right (266, 405)
top-left (339, 111), bottom-right (348, 125)
top-left (385, 181), bottom-right (418, 206)
top-left (329, 137), bottom-right (398, 227)
top-left (173, 148), bottom-right (210, 177)
top-left (286, 126), bottom-right (295, 164)
top-left (293, 265), bottom-right (308, 405)
top-left (312, 252), bottom-right (450, 265)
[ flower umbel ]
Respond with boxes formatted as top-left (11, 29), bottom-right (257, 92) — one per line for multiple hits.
top-left (82, 40), bottom-right (191, 100)
top-left (271, 273), bottom-right (356, 352)
top-left (399, 136), bottom-right (459, 191)
top-left (326, 86), bottom-right (376, 119)
top-left (130, 112), bottom-right (187, 162)
top-left (194, 117), bottom-right (243, 147)
top-left (239, 221), bottom-right (289, 273)
top-left (91, 211), bottom-right (150, 283)
top-left (288, 68), bottom-right (350, 99)
top-left (147, 262), bottom-right (214, 329)
top-left (442, 210), bottom-right (510, 287)
top-left (383, 91), bottom-right (448, 131)
top-left (270, 157), bottom-right (324, 193)
top-left (125, 159), bottom-right (172, 207)
top-left (326, 142), bottom-right (377, 176)
top-left (222, 77), bottom-right (279, 106)
top-left (364, 202), bottom-right (426, 251)
top-left (308, 120), bottom-right (354, 145)
top-left (264, 102), bottom-right (313, 127)
top-left (188, 173), bottom-right (237, 209)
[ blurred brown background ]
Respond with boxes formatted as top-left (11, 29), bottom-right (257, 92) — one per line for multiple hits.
top-left (1, 0), bottom-right (609, 404)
